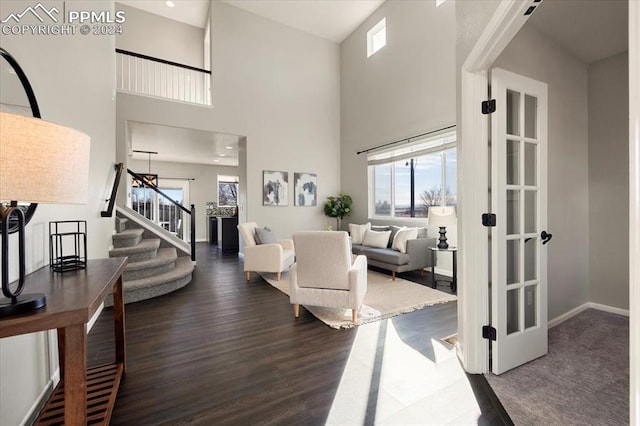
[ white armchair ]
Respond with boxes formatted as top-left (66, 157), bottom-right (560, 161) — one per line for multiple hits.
top-left (290, 231), bottom-right (367, 323)
top-left (237, 222), bottom-right (295, 281)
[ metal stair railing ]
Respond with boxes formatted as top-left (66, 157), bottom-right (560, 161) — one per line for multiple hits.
top-left (101, 163), bottom-right (124, 218)
top-left (127, 169), bottom-right (196, 261)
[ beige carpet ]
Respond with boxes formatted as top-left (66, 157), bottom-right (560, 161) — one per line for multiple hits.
top-left (259, 270), bottom-right (456, 329)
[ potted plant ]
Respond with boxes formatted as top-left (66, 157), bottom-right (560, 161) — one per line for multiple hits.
top-left (323, 193), bottom-right (352, 231)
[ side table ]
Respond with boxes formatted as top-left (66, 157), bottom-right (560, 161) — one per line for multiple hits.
top-left (0, 257), bottom-right (128, 425)
top-left (430, 246), bottom-right (457, 293)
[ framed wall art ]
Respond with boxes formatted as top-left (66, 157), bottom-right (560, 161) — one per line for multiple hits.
top-left (263, 170), bottom-right (288, 206)
top-left (294, 173), bottom-right (317, 206)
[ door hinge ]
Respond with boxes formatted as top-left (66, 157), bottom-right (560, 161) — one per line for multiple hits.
top-left (482, 99), bottom-right (496, 114)
top-left (482, 325), bottom-right (497, 341)
top-left (482, 213), bottom-right (496, 227)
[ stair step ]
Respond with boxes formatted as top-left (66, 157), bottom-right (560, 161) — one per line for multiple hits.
top-left (112, 228), bottom-right (144, 248)
top-left (105, 257), bottom-right (194, 306)
top-left (123, 248), bottom-right (177, 281)
top-left (109, 238), bottom-right (160, 262)
top-left (116, 217), bottom-right (128, 233)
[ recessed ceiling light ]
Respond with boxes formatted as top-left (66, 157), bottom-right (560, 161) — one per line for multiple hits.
top-left (225, 146), bottom-right (233, 150)
top-left (219, 154), bottom-right (226, 157)
top-left (166, 1), bottom-right (175, 8)
top-left (213, 159), bottom-right (219, 163)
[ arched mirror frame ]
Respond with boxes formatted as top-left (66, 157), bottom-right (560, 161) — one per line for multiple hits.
top-left (0, 47), bottom-right (41, 233)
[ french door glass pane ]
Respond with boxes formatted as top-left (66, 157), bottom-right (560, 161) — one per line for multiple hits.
top-left (525, 190), bottom-right (536, 234)
top-left (507, 190), bottom-right (520, 235)
top-left (524, 285), bottom-right (537, 329)
top-left (525, 94), bottom-right (537, 139)
top-left (525, 142), bottom-right (537, 186)
top-left (374, 164), bottom-right (392, 216)
top-left (507, 288), bottom-right (520, 334)
top-left (507, 239), bottom-right (519, 285)
top-left (507, 90), bottom-right (520, 136)
top-left (525, 238), bottom-right (537, 281)
top-left (507, 140), bottom-right (519, 185)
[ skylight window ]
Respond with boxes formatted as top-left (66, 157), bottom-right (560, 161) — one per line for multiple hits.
top-left (367, 18), bottom-right (386, 58)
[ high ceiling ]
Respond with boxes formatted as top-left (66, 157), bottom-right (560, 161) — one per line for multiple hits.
top-left (527, 0), bottom-right (627, 64)
top-left (221, 0), bottom-right (384, 43)
top-left (122, 0), bottom-right (629, 169)
top-left (118, 0), bottom-right (211, 28)
top-left (118, 0), bottom-right (384, 43)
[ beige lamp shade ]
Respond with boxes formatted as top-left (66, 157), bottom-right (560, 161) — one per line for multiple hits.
top-left (0, 112), bottom-right (90, 204)
top-left (428, 205), bottom-right (457, 226)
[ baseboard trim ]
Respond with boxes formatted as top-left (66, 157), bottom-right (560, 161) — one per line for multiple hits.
top-left (549, 302), bottom-right (630, 329)
top-left (22, 370), bottom-right (57, 426)
top-left (587, 302), bottom-right (629, 317)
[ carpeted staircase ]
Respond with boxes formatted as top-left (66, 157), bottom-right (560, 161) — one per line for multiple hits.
top-left (106, 216), bottom-right (194, 305)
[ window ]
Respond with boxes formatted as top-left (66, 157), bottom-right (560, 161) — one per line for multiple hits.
top-left (367, 18), bottom-right (386, 57)
top-left (368, 131), bottom-right (456, 219)
top-left (218, 175), bottom-right (238, 206)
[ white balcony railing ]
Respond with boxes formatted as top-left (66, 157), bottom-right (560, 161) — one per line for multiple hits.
top-left (116, 49), bottom-right (211, 106)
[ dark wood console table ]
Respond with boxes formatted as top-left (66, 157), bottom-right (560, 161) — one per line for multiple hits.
top-left (0, 257), bottom-right (128, 425)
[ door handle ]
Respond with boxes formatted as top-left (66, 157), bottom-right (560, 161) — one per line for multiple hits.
top-left (541, 231), bottom-right (552, 245)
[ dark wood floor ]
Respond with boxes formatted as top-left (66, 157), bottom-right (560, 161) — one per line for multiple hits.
top-left (88, 243), bottom-right (510, 425)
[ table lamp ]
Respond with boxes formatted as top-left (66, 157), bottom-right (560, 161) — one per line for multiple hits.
top-left (428, 206), bottom-right (456, 249)
top-left (0, 112), bottom-right (90, 317)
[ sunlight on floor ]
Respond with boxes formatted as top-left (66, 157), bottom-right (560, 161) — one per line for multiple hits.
top-left (326, 319), bottom-right (482, 425)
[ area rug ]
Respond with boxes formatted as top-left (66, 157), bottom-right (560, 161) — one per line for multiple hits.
top-left (484, 308), bottom-right (629, 425)
top-left (259, 270), bottom-right (456, 329)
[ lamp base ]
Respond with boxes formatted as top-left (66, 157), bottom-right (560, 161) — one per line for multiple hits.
top-left (0, 293), bottom-right (46, 318)
top-left (437, 226), bottom-right (449, 249)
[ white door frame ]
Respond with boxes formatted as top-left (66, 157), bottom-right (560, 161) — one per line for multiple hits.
top-left (459, 0), bottom-right (639, 423)
top-left (458, 0), bottom-right (533, 374)
top-left (629, 1), bottom-right (639, 423)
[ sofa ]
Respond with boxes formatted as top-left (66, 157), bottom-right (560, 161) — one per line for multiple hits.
top-left (349, 223), bottom-right (437, 280)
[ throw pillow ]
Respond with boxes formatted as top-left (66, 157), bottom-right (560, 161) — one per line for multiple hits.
top-left (255, 227), bottom-right (278, 245)
top-left (416, 227), bottom-right (429, 239)
top-left (388, 225), bottom-right (405, 248)
top-left (348, 222), bottom-right (371, 245)
top-left (362, 229), bottom-right (392, 249)
top-left (392, 227), bottom-right (419, 254)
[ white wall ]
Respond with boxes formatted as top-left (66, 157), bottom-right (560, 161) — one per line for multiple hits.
top-left (210, 1), bottom-right (341, 239)
top-left (493, 25), bottom-right (590, 320)
top-left (340, 0), bottom-right (456, 226)
top-left (0, 1), bottom-right (117, 424)
top-left (117, 2), bottom-right (340, 242)
top-left (116, 3), bottom-right (205, 69)
top-left (129, 158), bottom-right (239, 241)
top-left (588, 51), bottom-right (629, 310)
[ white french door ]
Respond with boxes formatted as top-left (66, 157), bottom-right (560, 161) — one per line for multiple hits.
top-left (490, 68), bottom-right (549, 374)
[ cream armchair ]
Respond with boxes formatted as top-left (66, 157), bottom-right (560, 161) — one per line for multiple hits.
top-left (290, 231), bottom-right (367, 323)
top-left (237, 222), bottom-right (295, 281)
